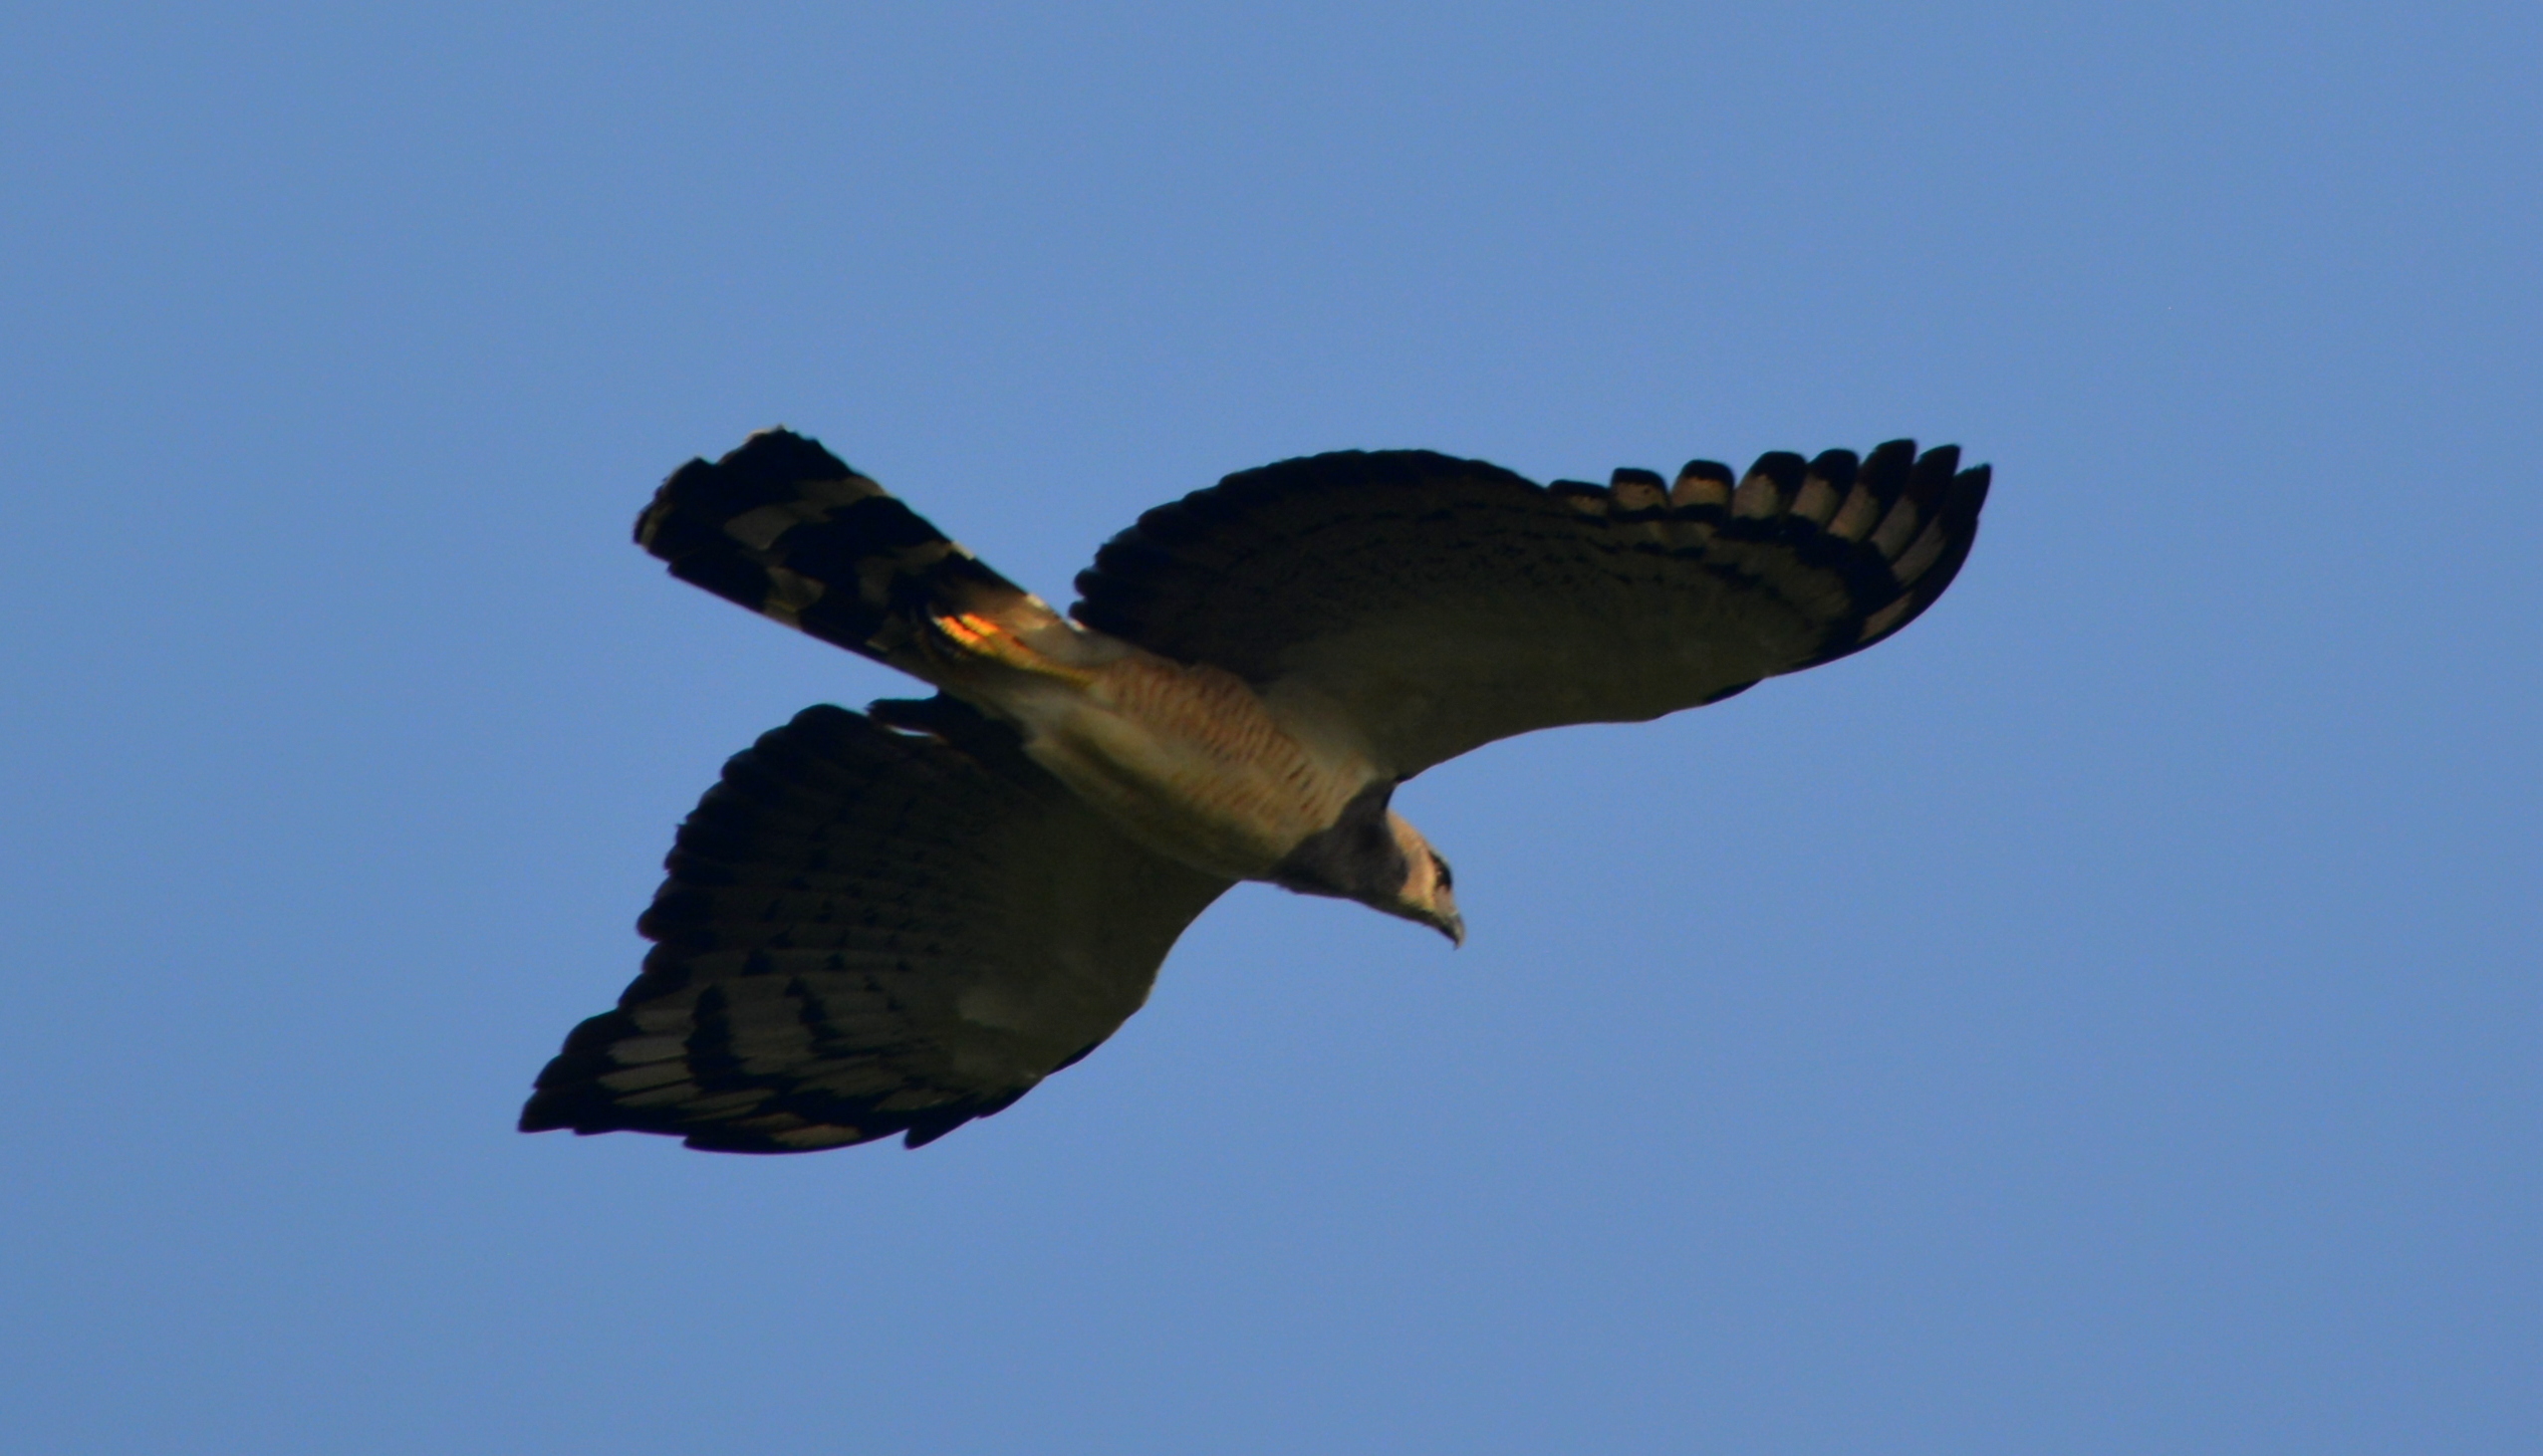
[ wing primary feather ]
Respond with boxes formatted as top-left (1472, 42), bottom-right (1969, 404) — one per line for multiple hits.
top-left (1869, 445), bottom-right (1962, 560)
top-left (1827, 438), bottom-right (1914, 540)
top-left (1548, 479), bottom-right (1610, 514)
top-left (1669, 459), bottom-right (1734, 509)
top-left (1609, 468), bottom-right (1667, 517)
top-left (1843, 458), bottom-right (1989, 650)
top-left (1908, 444), bottom-right (1962, 501)
top-left (1733, 451), bottom-right (1806, 518)
top-left (1790, 449), bottom-right (1859, 525)
top-left (1667, 459), bottom-right (1735, 547)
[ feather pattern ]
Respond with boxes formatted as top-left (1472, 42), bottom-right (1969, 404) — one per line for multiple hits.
top-left (633, 429), bottom-right (1062, 670)
top-left (521, 698), bottom-right (1231, 1151)
top-left (1072, 443), bottom-right (1987, 776)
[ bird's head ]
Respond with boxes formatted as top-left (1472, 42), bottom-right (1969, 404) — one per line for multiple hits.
top-left (1380, 812), bottom-right (1465, 947)
top-left (1270, 784), bottom-right (1464, 946)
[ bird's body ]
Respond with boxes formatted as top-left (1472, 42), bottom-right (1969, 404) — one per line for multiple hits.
top-left (522, 429), bottom-right (1988, 1152)
top-left (931, 613), bottom-right (1388, 887)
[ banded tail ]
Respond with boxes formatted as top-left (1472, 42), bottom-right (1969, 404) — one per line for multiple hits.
top-left (636, 428), bottom-right (1066, 675)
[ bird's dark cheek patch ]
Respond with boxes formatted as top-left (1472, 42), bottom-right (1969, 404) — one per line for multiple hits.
top-left (1269, 782), bottom-right (1405, 901)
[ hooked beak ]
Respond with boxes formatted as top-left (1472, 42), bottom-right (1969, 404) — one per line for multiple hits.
top-left (1435, 911), bottom-right (1466, 948)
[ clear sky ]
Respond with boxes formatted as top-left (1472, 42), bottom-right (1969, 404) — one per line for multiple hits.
top-left (4, 4), bottom-right (2537, 1452)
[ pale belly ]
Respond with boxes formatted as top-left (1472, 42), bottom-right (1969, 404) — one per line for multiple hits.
top-left (981, 656), bottom-right (1372, 882)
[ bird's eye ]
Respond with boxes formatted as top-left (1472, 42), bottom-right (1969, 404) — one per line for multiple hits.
top-left (1431, 854), bottom-right (1453, 891)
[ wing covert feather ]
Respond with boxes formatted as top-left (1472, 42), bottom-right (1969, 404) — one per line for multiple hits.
top-left (1071, 444), bottom-right (1987, 774)
top-left (521, 697), bottom-right (1233, 1152)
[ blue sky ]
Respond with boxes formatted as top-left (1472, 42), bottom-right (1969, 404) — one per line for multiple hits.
top-left (4, 4), bottom-right (2537, 1452)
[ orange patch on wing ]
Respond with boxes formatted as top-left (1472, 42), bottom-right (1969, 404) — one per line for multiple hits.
top-left (930, 610), bottom-right (1099, 686)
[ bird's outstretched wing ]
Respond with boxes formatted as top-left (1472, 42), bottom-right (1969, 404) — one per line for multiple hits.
top-left (520, 696), bottom-right (1232, 1152)
top-left (1072, 442), bottom-right (1988, 777)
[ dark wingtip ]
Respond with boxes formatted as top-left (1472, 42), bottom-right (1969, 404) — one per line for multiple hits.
top-left (516, 1086), bottom-right (603, 1135)
top-left (1951, 462), bottom-right (1993, 520)
top-left (1858, 439), bottom-right (1916, 506)
top-left (1907, 444), bottom-right (1962, 503)
top-left (1744, 450), bottom-right (1807, 493)
top-left (1806, 448), bottom-right (1860, 492)
top-left (1900, 462), bottom-right (1991, 611)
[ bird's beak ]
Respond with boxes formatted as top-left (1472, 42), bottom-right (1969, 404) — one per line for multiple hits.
top-left (1436, 911), bottom-right (1465, 948)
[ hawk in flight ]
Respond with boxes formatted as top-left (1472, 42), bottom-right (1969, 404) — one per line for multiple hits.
top-left (522, 431), bottom-right (1989, 1152)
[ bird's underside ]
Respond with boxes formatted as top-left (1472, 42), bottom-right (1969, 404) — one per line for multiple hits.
top-left (522, 429), bottom-right (1989, 1151)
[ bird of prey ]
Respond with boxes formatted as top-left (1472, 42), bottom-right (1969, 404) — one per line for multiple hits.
top-left (521, 429), bottom-right (1988, 1152)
